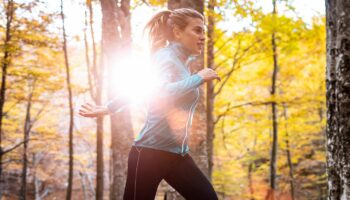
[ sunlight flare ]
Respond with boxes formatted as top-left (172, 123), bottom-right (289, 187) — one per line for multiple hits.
top-left (109, 51), bottom-right (160, 104)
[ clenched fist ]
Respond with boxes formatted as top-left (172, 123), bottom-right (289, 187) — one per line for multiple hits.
top-left (197, 68), bottom-right (221, 82)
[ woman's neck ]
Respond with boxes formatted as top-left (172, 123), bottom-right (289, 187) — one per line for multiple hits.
top-left (169, 41), bottom-right (192, 63)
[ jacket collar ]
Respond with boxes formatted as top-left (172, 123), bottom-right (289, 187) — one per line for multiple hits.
top-left (168, 41), bottom-right (192, 63)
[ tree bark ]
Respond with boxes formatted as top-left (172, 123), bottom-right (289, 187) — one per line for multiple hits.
top-left (326, 0), bottom-right (350, 199)
top-left (60, 0), bottom-right (75, 199)
top-left (33, 153), bottom-right (51, 200)
top-left (206, 0), bottom-right (215, 181)
top-left (110, 1), bottom-right (133, 200)
top-left (84, 1), bottom-right (104, 199)
top-left (20, 80), bottom-right (35, 200)
top-left (282, 104), bottom-right (295, 200)
top-left (83, 8), bottom-right (95, 102)
top-left (79, 171), bottom-right (89, 200)
top-left (165, 1), bottom-right (207, 199)
top-left (248, 163), bottom-right (255, 200)
top-left (87, 0), bottom-right (98, 100)
top-left (100, 0), bottom-right (133, 199)
top-left (0, 1), bottom-right (14, 196)
top-left (267, 0), bottom-right (279, 199)
top-left (167, 0), bottom-right (203, 13)
top-left (325, 0), bottom-right (341, 199)
top-left (168, 0), bottom-right (206, 175)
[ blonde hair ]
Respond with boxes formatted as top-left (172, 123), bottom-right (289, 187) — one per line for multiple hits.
top-left (144, 8), bottom-right (204, 54)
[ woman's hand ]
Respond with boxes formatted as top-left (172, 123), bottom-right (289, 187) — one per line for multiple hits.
top-left (197, 68), bottom-right (221, 82)
top-left (78, 102), bottom-right (109, 118)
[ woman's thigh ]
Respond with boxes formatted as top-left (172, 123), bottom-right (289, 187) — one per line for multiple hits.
top-left (123, 146), bottom-right (177, 200)
top-left (163, 154), bottom-right (218, 200)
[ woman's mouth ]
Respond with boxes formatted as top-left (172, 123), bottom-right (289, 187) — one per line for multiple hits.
top-left (197, 42), bottom-right (204, 49)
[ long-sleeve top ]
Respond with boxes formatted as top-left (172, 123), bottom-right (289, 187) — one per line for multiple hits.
top-left (106, 41), bottom-right (204, 156)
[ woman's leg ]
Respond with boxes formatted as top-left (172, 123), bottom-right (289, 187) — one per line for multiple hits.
top-left (163, 154), bottom-right (218, 200)
top-left (123, 146), bottom-right (177, 200)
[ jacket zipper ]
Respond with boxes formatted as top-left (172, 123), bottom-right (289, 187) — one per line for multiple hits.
top-left (181, 88), bottom-right (200, 155)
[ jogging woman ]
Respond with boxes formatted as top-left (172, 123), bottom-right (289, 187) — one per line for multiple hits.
top-left (79, 8), bottom-right (219, 200)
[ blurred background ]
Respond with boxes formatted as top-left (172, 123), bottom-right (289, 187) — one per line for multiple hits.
top-left (0, 0), bottom-right (326, 199)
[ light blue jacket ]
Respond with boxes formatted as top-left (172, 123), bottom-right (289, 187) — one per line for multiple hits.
top-left (106, 42), bottom-right (204, 156)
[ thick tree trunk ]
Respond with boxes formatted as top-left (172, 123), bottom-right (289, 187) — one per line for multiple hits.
top-left (100, 0), bottom-right (133, 199)
top-left (97, 3), bottom-right (112, 200)
top-left (206, 0), bottom-right (215, 181)
top-left (0, 1), bottom-right (14, 196)
top-left (168, 0), bottom-right (206, 176)
top-left (165, 1), bottom-right (207, 199)
top-left (326, 0), bottom-right (350, 199)
top-left (110, 1), bottom-right (133, 200)
top-left (60, 0), bottom-right (75, 199)
top-left (325, 0), bottom-right (341, 199)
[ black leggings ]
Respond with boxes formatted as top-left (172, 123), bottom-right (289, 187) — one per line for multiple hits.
top-left (123, 146), bottom-right (218, 200)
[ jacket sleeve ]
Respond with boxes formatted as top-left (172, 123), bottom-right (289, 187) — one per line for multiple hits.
top-left (104, 96), bottom-right (129, 114)
top-left (155, 54), bottom-right (204, 98)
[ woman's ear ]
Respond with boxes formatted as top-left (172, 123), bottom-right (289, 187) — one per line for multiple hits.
top-left (172, 25), bottom-right (182, 40)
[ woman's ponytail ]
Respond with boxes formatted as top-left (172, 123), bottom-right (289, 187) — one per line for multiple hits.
top-left (144, 10), bottom-right (172, 54)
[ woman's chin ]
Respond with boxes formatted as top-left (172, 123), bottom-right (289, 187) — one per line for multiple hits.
top-left (191, 50), bottom-right (202, 56)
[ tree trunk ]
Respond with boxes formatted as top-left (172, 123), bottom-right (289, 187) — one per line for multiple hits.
top-left (206, 0), bottom-right (216, 181)
top-left (88, 0), bottom-right (98, 101)
top-left (98, 1), bottom-right (116, 198)
top-left (79, 171), bottom-right (89, 200)
top-left (100, 0), bottom-right (133, 199)
top-left (110, 1), bottom-right (133, 200)
top-left (0, 1), bottom-right (14, 196)
top-left (168, 0), bottom-right (203, 13)
top-left (267, 1), bottom-right (279, 199)
top-left (83, 8), bottom-right (95, 102)
top-left (165, 1), bottom-right (207, 199)
top-left (33, 153), bottom-right (51, 200)
top-left (326, 0), bottom-right (350, 199)
top-left (60, 0), bottom-right (75, 199)
top-left (20, 81), bottom-right (35, 200)
top-left (282, 104), bottom-right (295, 200)
top-left (325, 0), bottom-right (341, 199)
top-left (168, 0), bottom-right (206, 176)
top-left (248, 163), bottom-right (255, 200)
top-left (95, 53), bottom-right (104, 200)
top-left (84, 1), bottom-right (104, 199)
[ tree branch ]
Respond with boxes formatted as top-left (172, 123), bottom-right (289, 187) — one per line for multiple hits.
top-left (1, 138), bottom-right (39, 155)
top-left (214, 98), bottom-right (325, 125)
top-left (214, 38), bottom-right (261, 96)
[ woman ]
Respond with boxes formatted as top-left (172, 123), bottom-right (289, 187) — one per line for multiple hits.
top-left (79, 8), bottom-right (219, 200)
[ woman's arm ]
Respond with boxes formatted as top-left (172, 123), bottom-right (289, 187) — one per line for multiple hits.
top-left (78, 97), bottom-right (129, 118)
top-left (104, 97), bottom-right (129, 113)
top-left (157, 61), bottom-right (220, 98)
top-left (158, 61), bottom-right (204, 97)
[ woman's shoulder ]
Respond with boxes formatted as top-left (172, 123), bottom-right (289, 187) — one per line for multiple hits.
top-left (151, 46), bottom-right (176, 65)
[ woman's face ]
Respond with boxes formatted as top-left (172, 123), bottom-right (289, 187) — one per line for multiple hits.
top-left (174, 17), bottom-right (205, 56)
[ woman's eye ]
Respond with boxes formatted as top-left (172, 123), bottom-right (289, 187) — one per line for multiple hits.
top-left (195, 29), bottom-right (202, 34)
